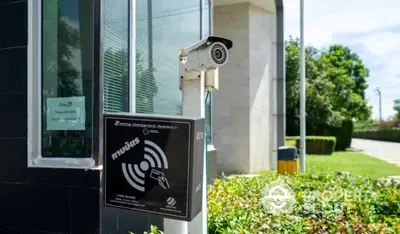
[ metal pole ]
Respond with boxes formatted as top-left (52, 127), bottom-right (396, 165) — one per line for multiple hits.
top-left (178, 73), bottom-right (206, 234)
top-left (158, 0), bottom-right (189, 231)
top-left (276, 2), bottom-right (286, 169)
top-left (147, 0), bottom-right (154, 112)
top-left (375, 87), bottom-right (382, 121)
top-left (187, 0), bottom-right (209, 233)
top-left (299, 0), bottom-right (306, 173)
top-left (147, 0), bottom-right (153, 69)
top-left (379, 91), bottom-right (382, 122)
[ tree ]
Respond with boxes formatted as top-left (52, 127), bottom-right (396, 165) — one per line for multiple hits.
top-left (42, 6), bottom-right (80, 97)
top-left (285, 37), bottom-right (371, 136)
top-left (394, 99), bottom-right (400, 119)
top-left (285, 37), bottom-right (343, 135)
top-left (103, 49), bottom-right (130, 112)
top-left (318, 45), bottom-right (371, 121)
top-left (102, 49), bottom-right (158, 114)
top-left (135, 51), bottom-right (158, 113)
top-left (57, 17), bottom-right (80, 97)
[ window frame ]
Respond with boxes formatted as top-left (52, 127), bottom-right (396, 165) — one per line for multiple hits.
top-left (27, 0), bottom-right (136, 169)
top-left (209, 0), bottom-right (214, 145)
top-left (27, 0), bottom-right (210, 168)
top-left (203, 0), bottom-right (214, 145)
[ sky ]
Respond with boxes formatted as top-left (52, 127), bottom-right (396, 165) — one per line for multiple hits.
top-left (284, 0), bottom-right (400, 120)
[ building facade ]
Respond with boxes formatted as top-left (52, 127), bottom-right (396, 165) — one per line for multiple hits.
top-left (0, 0), bottom-right (284, 233)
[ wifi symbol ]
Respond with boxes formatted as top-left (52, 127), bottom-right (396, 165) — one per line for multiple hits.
top-left (143, 140), bottom-right (168, 169)
top-left (121, 163), bottom-right (145, 192)
top-left (121, 140), bottom-right (169, 192)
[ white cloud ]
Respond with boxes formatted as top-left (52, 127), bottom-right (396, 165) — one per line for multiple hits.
top-left (284, 0), bottom-right (400, 120)
top-left (361, 32), bottom-right (400, 56)
top-left (284, 0), bottom-right (400, 46)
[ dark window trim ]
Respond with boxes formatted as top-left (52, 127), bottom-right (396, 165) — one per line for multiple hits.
top-left (93, 0), bottom-right (104, 165)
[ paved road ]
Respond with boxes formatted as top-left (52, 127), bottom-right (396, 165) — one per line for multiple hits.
top-left (351, 139), bottom-right (400, 166)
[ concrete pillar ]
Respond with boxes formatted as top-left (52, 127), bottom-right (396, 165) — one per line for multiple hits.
top-left (213, 2), bottom-right (277, 174)
top-left (270, 6), bottom-right (278, 170)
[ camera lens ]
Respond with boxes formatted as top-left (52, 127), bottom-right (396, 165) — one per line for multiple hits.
top-left (211, 43), bottom-right (226, 65)
top-left (214, 49), bottom-right (223, 60)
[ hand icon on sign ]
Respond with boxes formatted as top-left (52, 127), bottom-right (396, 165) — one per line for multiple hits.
top-left (158, 176), bottom-right (170, 190)
top-left (150, 169), bottom-right (170, 189)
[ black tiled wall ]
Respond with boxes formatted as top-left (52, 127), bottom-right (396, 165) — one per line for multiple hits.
top-left (0, 1), bottom-right (163, 233)
top-left (0, 1), bottom-right (102, 233)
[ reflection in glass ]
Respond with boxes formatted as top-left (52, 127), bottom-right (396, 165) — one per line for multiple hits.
top-left (136, 0), bottom-right (201, 115)
top-left (104, 0), bottom-right (130, 113)
top-left (203, 0), bottom-right (210, 38)
top-left (42, 0), bottom-right (93, 158)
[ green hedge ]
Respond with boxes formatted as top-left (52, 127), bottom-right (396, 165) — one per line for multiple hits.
top-left (353, 128), bottom-right (400, 143)
top-left (208, 173), bottom-right (400, 233)
top-left (285, 140), bottom-right (296, 146)
top-left (286, 136), bottom-right (336, 155)
top-left (130, 225), bottom-right (163, 234)
top-left (330, 120), bottom-right (353, 151)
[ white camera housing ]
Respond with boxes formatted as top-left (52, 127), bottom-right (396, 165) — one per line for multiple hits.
top-left (204, 68), bottom-right (219, 91)
top-left (179, 36), bottom-right (233, 91)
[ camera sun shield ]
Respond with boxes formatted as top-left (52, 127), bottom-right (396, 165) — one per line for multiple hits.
top-left (180, 36), bottom-right (233, 72)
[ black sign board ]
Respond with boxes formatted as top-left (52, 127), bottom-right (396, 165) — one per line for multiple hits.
top-left (103, 113), bottom-right (205, 221)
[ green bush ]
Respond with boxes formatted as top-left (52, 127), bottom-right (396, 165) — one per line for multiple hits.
top-left (129, 225), bottom-right (163, 234)
top-left (208, 173), bottom-right (400, 233)
top-left (353, 128), bottom-right (400, 143)
top-left (285, 136), bottom-right (336, 155)
top-left (329, 120), bottom-right (353, 151)
top-left (285, 140), bottom-right (296, 146)
top-left (354, 120), bottom-right (378, 130)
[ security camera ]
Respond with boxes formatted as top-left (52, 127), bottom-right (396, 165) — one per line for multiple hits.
top-left (180, 36), bottom-right (233, 72)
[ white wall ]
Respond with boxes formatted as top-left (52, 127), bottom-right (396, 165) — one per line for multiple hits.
top-left (213, 2), bottom-right (277, 174)
top-left (213, 3), bottom-right (250, 174)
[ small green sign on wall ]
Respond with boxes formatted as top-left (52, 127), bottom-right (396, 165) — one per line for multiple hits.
top-left (46, 96), bottom-right (86, 131)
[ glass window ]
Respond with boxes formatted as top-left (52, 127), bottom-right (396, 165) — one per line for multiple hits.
top-left (41, 0), bottom-right (130, 160)
top-left (103, 0), bottom-right (130, 113)
top-left (41, 0), bottom-right (93, 158)
top-left (41, 0), bottom-right (94, 158)
top-left (136, 0), bottom-right (201, 115)
top-left (203, 0), bottom-right (210, 38)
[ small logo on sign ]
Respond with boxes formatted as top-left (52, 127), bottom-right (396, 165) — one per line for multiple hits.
top-left (114, 120), bottom-right (132, 127)
top-left (167, 197), bottom-right (176, 207)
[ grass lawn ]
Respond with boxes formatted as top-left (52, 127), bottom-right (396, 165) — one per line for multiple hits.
top-left (306, 151), bottom-right (400, 179)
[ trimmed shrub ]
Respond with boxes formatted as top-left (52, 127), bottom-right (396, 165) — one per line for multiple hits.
top-left (129, 225), bottom-right (163, 234)
top-left (208, 173), bottom-right (400, 233)
top-left (353, 128), bottom-right (400, 143)
top-left (285, 140), bottom-right (296, 146)
top-left (286, 136), bottom-right (336, 155)
top-left (329, 120), bottom-right (353, 151)
top-left (354, 120), bottom-right (379, 130)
